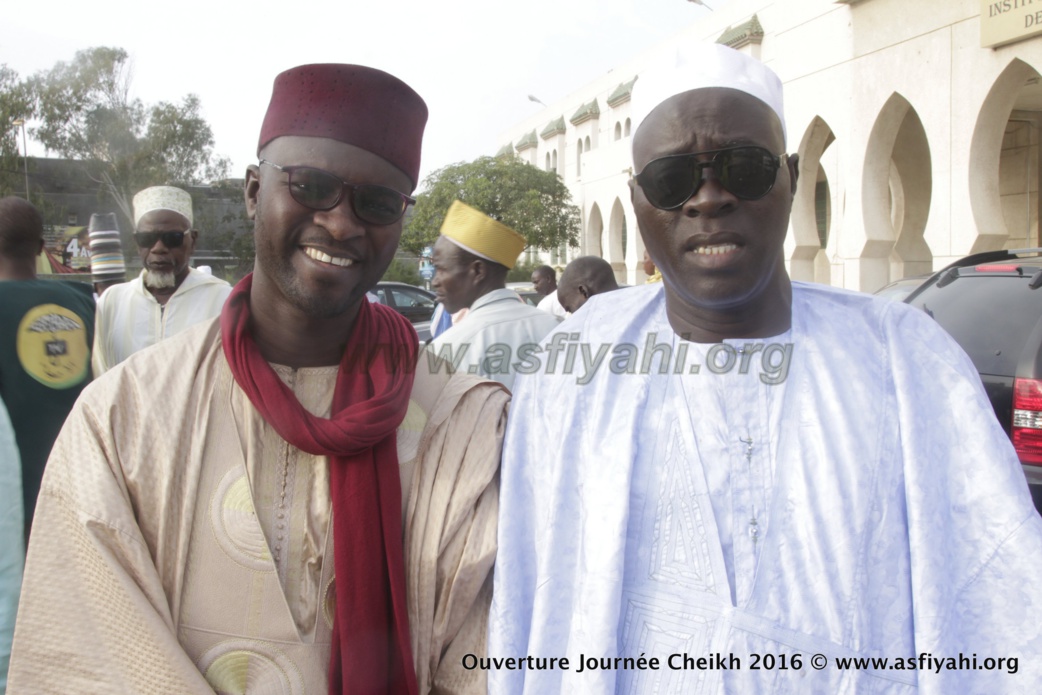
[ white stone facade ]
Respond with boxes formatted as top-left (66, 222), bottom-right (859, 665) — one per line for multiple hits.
top-left (497, 0), bottom-right (1042, 291)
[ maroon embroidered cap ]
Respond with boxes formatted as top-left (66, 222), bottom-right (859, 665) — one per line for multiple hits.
top-left (257, 64), bottom-right (428, 187)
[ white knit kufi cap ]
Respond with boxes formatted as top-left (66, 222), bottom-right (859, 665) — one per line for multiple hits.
top-left (630, 43), bottom-right (786, 148)
top-left (132, 186), bottom-right (194, 228)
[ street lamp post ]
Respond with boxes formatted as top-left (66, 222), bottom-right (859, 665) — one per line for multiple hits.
top-left (11, 118), bottom-right (29, 202)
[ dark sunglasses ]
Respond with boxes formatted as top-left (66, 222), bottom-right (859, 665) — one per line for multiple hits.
top-left (633, 146), bottom-right (786, 209)
top-left (134, 230), bottom-right (187, 248)
top-left (260, 159), bottom-right (415, 226)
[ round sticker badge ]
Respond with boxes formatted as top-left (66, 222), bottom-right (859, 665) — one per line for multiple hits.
top-left (16, 304), bottom-right (90, 389)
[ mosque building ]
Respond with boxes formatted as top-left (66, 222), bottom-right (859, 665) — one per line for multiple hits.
top-left (496, 0), bottom-right (1042, 291)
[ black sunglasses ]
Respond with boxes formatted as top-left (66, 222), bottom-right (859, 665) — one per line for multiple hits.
top-left (260, 159), bottom-right (415, 226)
top-left (134, 230), bottom-right (187, 248)
top-left (633, 146), bottom-right (786, 209)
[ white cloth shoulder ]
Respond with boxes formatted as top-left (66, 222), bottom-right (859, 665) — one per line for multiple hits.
top-left (427, 288), bottom-right (561, 391)
top-left (537, 289), bottom-right (567, 318)
top-left (92, 268), bottom-right (232, 376)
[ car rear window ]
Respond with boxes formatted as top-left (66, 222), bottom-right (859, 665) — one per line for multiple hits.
top-left (908, 273), bottom-right (1042, 376)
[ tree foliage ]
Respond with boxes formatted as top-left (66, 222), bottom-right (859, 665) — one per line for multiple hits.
top-left (25, 47), bottom-right (229, 227)
top-left (402, 155), bottom-right (580, 255)
top-left (0, 64), bottom-right (34, 197)
top-left (380, 257), bottom-right (422, 285)
top-left (195, 181), bottom-right (255, 282)
top-left (507, 259), bottom-right (543, 283)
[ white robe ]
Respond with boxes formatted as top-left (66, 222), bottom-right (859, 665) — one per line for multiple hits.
top-left (92, 267), bottom-right (232, 376)
top-left (428, 289), bottom-right (560, 391)
top-left (536, 290), bottom-right (567, 319)
top-left (489, 282), bottom-right (1042, 694)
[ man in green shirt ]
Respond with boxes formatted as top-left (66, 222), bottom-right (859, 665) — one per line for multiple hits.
top-left (0, 197), bottom-right (94, 537)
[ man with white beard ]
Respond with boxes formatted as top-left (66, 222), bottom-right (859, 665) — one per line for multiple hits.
top-left (92, 186), bottom-right (231, 375)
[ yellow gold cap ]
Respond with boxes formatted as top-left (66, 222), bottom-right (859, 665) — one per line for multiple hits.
top-left (439, 200), bottom-right (526, 269)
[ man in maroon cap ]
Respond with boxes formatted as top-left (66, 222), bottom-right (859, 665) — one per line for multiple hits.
top-left (9, 65), bottom-right (508, 695)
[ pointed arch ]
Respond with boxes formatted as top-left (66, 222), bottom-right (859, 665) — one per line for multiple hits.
top-left (586, 203), bottom-right (603, 257)
top-left (861, 93), bottom-right (933, 291)
top-left (970, 58), bottom-right (1042, 252)
top-left (606, 198), bottom-right (628, 282)
top-left (792, 116), bottom-right (836, 285)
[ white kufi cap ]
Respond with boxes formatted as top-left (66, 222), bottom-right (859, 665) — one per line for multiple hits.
top-left (631, 43), bottom-right (786, 148)
top-left (132, 186), bottom-right (194, 228)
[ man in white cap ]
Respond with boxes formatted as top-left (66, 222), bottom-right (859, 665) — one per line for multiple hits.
top-left (428, 200), bottom-right (561, 391)
top-left (91, 185), bottom-right (231, 375)
top-left (489, 44), bottom-right (1042, 692)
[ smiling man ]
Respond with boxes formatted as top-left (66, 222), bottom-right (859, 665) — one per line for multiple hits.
top-left (489, 44), bottom-right (1042, 693)
top-left (91, 186), bottom-right (231, 375)
top-left (10, 64), bottom-right (509, 695)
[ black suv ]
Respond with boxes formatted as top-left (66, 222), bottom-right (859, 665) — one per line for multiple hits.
top-left (904, 248), bottom-right (1042, 512)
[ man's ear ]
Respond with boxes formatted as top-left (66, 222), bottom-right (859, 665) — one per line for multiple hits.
top-left (787, 153), bottom-right (800, 197)
top-left (471, 258), bottom-right (488, 283)
top-left (245, 164), bottom-right (261, 220)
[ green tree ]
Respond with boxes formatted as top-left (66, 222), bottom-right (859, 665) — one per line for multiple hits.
top-left (27, 47), bottom-right (229, 228)
top-left (380, 257), bottom-right (422, 285)
top-left (0, 64), bottom-right (34, 197)
top-left (402, 155), bottom-right (580, 255)
top-left (507, 259), bottom-right (542, 283)
top-left (195, 181), bottom-right (255, 282)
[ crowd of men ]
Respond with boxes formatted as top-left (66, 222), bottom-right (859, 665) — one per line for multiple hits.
top-left (0, 44), bottom-right (1040, 694)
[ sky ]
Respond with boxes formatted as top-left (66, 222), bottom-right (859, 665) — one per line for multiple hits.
top-left (2, 0), bottom-right (726, 188)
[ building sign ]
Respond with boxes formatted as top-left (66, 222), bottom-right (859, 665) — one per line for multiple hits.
top-left (419, 258), bottom-right (435, 281)
top-left (62, 228), bottom-right (91, 270)
top-left (981, 0), bottom-right (1042, 48)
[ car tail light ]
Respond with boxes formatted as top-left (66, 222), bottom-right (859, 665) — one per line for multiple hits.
top-left (1013, 378), bottom-right (1042, 465)
top-left (975, 264), bottom-right (1020, 272)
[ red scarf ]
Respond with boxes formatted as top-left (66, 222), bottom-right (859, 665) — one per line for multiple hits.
top-left (220, 274), bottom-right (419, 695)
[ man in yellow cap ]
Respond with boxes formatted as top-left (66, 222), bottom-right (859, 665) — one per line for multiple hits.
top-left (428, 200), bottom-right (560, 391)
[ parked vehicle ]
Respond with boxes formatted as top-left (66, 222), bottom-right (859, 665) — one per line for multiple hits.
top-left (505, 282), bottom-right (542, 307)
top-left (369, 282), bottom-right (436, 342)
top-left (370, 281), bottom-right (437, 322)
top-left (873, 275), bottom-right (930, 302)
top-left (903, 247), bottom-right (1042, 512)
